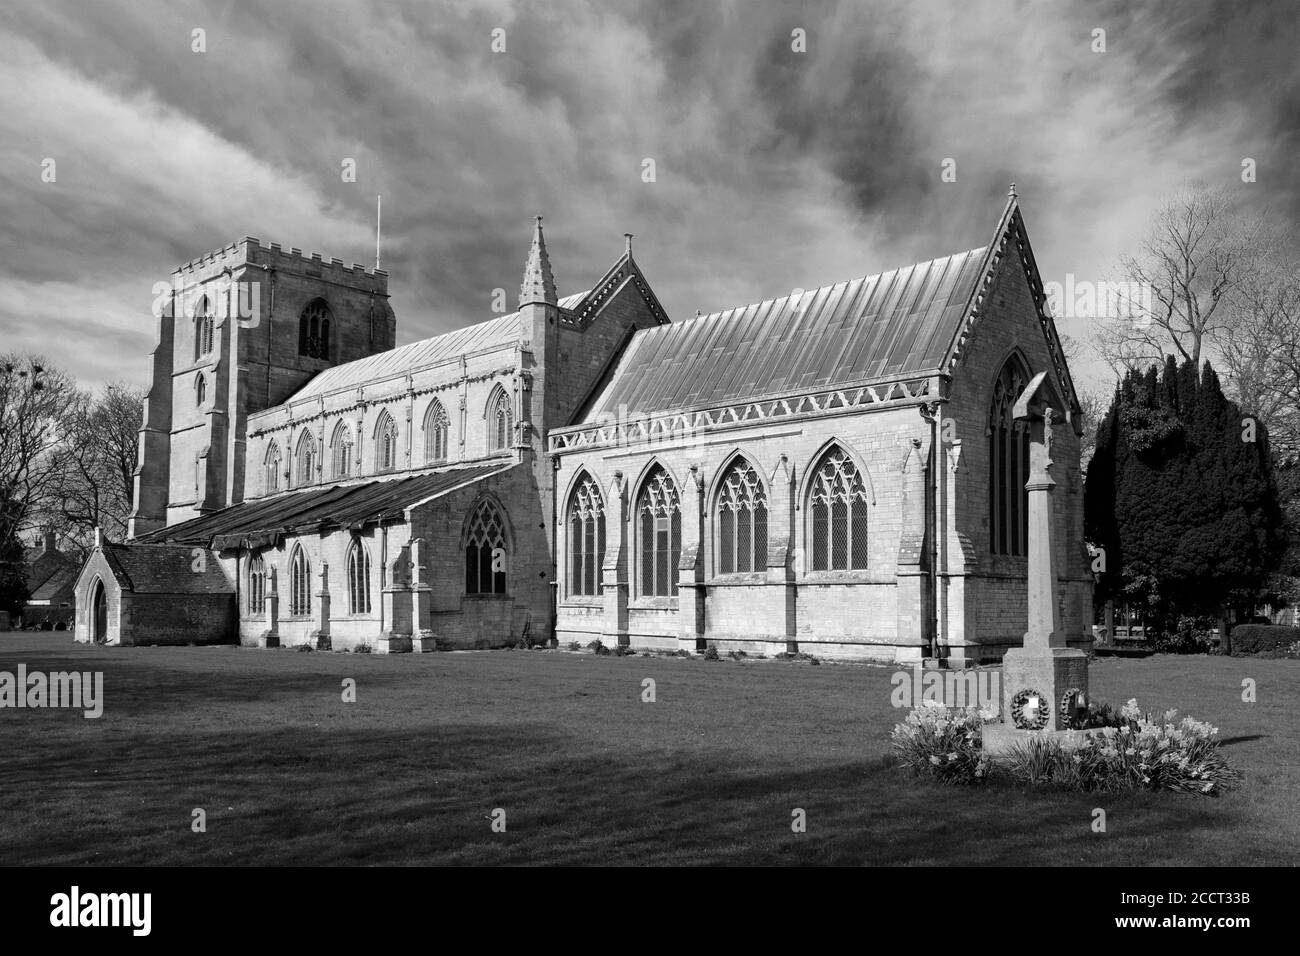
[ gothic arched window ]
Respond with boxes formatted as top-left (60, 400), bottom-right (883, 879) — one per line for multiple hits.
top-left (294, 431), bottom-right (316, 487)
top-left (488, 386), bottom-right (512, 453)
top-left (716, 457), bottom-right (768, 574)
top-left (347, 539), bottom-right (371, 614)
top-left (289, 545), bottom-right (311, 616)
top-left (195, 373), bottom-right (206, 407)
top-left (248, 555), bottom-right (266, 615)
top-left (194, 296), bottom-right (214, 360)
top-left (807, 445), bottom-right (870, 571)
top-left (567, 473), bottom-right (606, 597)
top-left (989, 355), bottom-right (1032, 556)
top-left (374, 410), bottom-right (398, 473)
top-left (330, 421), bottom-right (353, 480)
top-left (264, 441), bottom-right (282, 494)
top-left (298, 298), bottom-right (332, 359)
top-left (425, 399), bottom-right (449, 464)
top-left (637, 466), bottom-right (681, 597)
top-left (465, 498), bottom-right (508, 595)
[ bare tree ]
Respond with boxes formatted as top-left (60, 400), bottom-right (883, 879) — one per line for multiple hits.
top-left (56, 383), bottom-right (144, 546)
top-left (0, 355), bottom-right (77, 542)
top-left (1097, 184), bottom-right (1265, 374)
top-left (0, 356), bottom-right (78, 613)
top-left (1220, 249), bottom-right (1300, 460)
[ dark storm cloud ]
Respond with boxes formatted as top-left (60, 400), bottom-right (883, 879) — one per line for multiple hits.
top-left (0, 0), bottom-right (1296, 395)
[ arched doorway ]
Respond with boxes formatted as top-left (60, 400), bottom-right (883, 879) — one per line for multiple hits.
top-left (91, 579), bottom-right (108, 645)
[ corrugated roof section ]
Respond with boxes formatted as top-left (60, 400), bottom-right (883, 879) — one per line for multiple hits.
top-left (585, 248), bottom-right (987, 419)
top-left (287, 291), bottom-right (589, 401)
top-left (133, 462), bottom-right (513, 548)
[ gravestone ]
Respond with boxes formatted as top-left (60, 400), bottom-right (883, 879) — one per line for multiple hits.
top-left (998, 371), bottom-right (1088, 733)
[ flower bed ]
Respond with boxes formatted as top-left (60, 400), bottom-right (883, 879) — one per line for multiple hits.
top-left (891, 698), bottom-right (1242, 796)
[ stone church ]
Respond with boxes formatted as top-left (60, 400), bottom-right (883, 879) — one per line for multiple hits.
top-left (73, 191), bottom-right (1092, 662)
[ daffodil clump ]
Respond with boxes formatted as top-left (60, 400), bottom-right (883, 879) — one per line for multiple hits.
top-left (889, 702), bottom-right (992, 785)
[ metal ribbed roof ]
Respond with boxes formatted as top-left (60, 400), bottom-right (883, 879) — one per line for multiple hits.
top-left (585, 248), bottom-right (988, 418)
top-left (288, 291), bottom-right (589, 401)
top-left (133, 463), bottom-right (513, 549)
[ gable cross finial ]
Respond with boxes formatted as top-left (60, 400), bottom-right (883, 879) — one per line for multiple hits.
top-left (1008, 182), bottom-right (1017, 199)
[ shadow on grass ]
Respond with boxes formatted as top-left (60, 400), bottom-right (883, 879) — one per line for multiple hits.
top-left (0, 720), bottom-right (1246, 867)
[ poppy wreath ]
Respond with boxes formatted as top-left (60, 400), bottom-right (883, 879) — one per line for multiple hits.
top-left (1060, 688), bottom-right (1085, 730)
top-left (1010, 688), bottom-right (1049, 730)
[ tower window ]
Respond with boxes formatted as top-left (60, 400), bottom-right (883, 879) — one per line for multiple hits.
top-left (298, 298), bottom-right (333, 360)
top-left (195, 373), bottom-right (206, 407)
top-left (194, 296), bottom-right (214, 360)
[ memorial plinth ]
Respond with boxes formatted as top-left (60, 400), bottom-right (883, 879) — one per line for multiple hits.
top-left (996, 372), bottom-right (1088, 742)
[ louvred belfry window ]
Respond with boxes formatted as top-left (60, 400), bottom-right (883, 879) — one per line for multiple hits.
top-left (717, 457), bottom-right (768, 574)
top-left (808, 446), bottom-right (869, 571)
top-left (638, 466), bottom-right (681, 597)
top-left (195, 296), bottom-right (214, 360)
top-left (568, 473), bottom-right (606, 597)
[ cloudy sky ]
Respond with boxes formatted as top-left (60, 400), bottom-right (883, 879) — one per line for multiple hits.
top-left (1, 0), bottom-right (1296, 397)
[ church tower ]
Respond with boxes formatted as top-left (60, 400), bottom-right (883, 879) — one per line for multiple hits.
top-left (129, 239), bottom-right (396, 537)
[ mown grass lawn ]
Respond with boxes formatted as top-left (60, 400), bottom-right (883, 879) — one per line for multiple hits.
top-left (1, 633), bottom-right (1297, 865)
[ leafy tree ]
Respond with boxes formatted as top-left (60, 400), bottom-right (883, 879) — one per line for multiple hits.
top-left (1085, 357), bottom-right (1286, 630)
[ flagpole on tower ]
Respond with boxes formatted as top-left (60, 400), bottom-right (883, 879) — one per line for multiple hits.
top-left (375, 195), bottom-right (382, 271)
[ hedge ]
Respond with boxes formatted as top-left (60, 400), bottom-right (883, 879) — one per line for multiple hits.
top-left (1229, 624), bottom-right (1300, 655)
